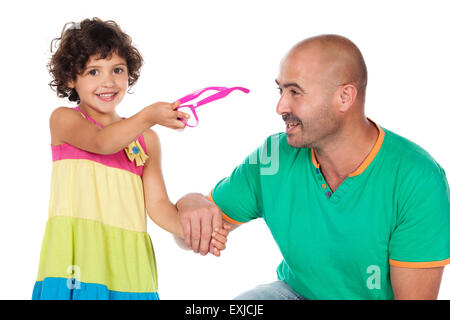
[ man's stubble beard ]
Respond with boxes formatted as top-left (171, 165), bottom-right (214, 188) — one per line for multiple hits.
top-left (287, 108), bottom-right (341, 150)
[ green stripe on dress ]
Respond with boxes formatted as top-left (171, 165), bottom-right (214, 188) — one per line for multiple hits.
top-left (36, 216), bottom-right (158, 293)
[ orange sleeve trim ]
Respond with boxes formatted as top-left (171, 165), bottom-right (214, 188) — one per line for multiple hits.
top-left (221, 213), bottom-right (245, 225)
top-left (389, 258), bottom-right (450, 269)
top-left (207, 190), bottom-right (245, 225)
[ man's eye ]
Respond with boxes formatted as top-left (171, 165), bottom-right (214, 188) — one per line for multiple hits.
top-left (277, 87), bottom-right (282, 94)
top-left (291, 90), bottom-right (300, 95)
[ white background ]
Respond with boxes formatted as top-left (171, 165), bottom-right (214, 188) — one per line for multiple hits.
top-left (0, 0), bottom-right (448, 300)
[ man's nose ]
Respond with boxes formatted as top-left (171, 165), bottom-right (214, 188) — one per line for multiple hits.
top-left (276, 93), bottom-right (290, 115)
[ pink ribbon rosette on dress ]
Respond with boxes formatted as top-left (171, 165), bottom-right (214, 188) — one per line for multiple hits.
top-left (175, 86), bottom-right (250, 127)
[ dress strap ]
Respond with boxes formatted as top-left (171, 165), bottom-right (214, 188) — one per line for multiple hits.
top-left (72, 106), bottom-right (147, 165)
top-left (73, 106), bottom-right (104, 129)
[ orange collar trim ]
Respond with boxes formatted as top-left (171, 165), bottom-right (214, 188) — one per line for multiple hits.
top-left (311, 119), bottom-right (385, 177)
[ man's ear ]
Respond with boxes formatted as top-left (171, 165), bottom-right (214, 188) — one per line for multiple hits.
top-left (338, 84), bottom-right (358, 112)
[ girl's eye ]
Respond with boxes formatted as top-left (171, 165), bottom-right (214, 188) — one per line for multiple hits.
top-left (88, 69), bottom-right (98, 76)
top-left (114, 67), bottom-right (124, 74)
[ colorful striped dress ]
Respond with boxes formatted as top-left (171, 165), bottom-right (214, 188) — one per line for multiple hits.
top-left (32, 106), bottom-right (159, 300)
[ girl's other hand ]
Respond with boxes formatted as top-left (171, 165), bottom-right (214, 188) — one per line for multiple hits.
top-left (210, 223), bottom-right (232, 257)
top-left (146, 101), bottom-right (190, 130)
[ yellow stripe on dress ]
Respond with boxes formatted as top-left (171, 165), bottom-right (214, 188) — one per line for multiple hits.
top-left (49, 159), bottom-right (147, 232)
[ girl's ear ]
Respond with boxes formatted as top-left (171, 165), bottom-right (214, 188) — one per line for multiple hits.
top-left (67, 80), bottom-right (75, 89)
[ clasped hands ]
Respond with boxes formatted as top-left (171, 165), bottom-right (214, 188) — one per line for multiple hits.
top-left (177, 193), bottom-right (232, 257)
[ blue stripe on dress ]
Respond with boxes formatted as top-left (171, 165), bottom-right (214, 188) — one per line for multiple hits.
top-left (32, 277), bottom-right (159, 300)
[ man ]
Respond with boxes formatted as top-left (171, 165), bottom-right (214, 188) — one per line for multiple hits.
top-left (175, 34), bottom-right (449, 300)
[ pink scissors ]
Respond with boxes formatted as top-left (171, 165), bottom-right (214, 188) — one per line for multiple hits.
top-left (175, 86), bottom-right (250, 127)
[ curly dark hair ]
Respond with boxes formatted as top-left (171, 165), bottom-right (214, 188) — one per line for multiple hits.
top-left (48, 17), bottom-right (144, 103)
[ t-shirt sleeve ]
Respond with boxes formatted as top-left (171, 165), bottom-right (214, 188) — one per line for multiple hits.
top-left (209, 147), bottom-right (263, 224)
top-left (389, 165), bottom-right (450, 268)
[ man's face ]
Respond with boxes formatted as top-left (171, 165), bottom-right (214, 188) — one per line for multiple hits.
top-left (276, 48), bottom-right (341, 149)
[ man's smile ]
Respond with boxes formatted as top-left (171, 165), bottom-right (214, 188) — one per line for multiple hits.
top-left (286, 121), bottom-right (301, 133)
top-left (282, 113), bottom-right (302, 133)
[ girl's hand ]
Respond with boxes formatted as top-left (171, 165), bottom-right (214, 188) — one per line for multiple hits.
top-left (210, 223), bottom-right (232, 257)
top-left (146, 101), bottom-right (190, 130)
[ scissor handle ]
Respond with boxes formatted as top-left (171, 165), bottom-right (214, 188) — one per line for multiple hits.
top-left (178, 117), bottom-right (196, 127)
top-left (175, 105), bottom-right (200, 127)
top-left (174, 86), bottom-right (250, 128)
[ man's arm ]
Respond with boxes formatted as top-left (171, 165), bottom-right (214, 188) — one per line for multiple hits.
top-left (390, 265), bottom-right (444, 299)
top-left (176, 193), bottom-right (239, 255)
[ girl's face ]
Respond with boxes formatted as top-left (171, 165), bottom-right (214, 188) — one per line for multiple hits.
top-left (68, 52), bottom-right (128, 114)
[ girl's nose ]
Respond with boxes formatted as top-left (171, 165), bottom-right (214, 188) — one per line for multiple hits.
top-left (101, 74), bottom-right (115, 87)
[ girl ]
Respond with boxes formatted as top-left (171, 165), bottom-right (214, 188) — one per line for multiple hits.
top-left (32, 17), bottom-right (230, 300)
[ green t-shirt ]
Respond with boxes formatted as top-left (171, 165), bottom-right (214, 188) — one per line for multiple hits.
top-left (210, 123), bottom-right (450, 300)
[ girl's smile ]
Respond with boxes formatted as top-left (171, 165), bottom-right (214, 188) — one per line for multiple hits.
top-left (96, 91), bottom-right (119, 102)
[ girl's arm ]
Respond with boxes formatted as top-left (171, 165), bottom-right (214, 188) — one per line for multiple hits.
top-left (50, 102), bottom-right (188, 155)
top-left (142, 129), bottom-right (231, 255)
top-left (141, 129), bottom-right (184, 238)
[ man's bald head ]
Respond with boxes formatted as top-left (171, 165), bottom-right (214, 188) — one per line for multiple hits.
top-left (284, 34), bottom-right (368, 102)
top-left (276, 35), bottom-right (370, 149)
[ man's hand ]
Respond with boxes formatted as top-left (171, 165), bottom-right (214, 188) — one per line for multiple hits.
top-left (177, 193), bottom-right (224, 255)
